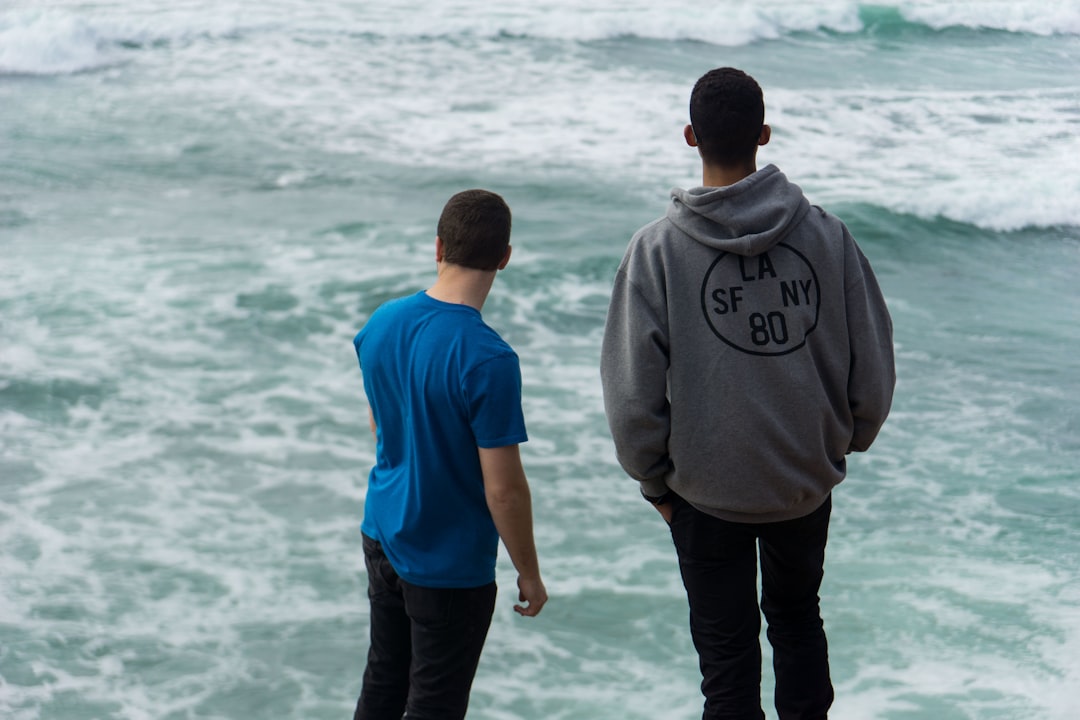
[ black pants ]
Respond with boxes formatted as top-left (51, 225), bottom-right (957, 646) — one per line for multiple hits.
top-left (669, 494), bottom-right (834, 720)
top-left (354, 534), bottom-right (497, 720)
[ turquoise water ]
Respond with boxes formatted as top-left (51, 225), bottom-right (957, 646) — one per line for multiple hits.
top-left (2, 2), bottom-right (1079, 718)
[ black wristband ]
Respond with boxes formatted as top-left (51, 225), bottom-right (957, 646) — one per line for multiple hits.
top-left (641, 488), bottom-right (673, 506)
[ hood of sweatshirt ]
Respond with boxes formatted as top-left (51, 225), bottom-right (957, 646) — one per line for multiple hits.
top-left (666, 164), bottom-right (811, 257)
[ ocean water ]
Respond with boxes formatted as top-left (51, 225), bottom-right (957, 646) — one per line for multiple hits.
top-left (2, 1), bottom-right (1079, 718)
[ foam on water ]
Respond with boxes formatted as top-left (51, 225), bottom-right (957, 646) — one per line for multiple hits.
top-left (902, 0), bottom-right (1080, 36)
top-left (0, 6), bottom-right (249, 76)
top-left (4, 3), bottom-right (1077, 230)
top-left (0, 10), bottom-right (113, 75)
top-left (357, 0), bottom-right (1080, 40)
top-left (5, 0), bottom-right (1080, 79)
top-left (353, 1), bottom-right (862, 45)
top-left (4, 201), bottom-right (1079, 718)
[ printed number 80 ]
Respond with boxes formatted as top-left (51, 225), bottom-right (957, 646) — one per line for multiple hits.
top-left (749, 312), bottom-right (789, 346)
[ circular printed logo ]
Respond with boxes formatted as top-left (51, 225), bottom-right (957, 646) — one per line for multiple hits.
top-left (699, 243), bottom-right (820, 356)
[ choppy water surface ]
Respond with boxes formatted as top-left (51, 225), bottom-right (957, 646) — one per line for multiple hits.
top-left (2, 2), bottom-right (1079, 718)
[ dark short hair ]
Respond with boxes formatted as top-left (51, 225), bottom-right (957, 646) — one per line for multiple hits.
top-left (437, 189), bottom-right (512, 271)
top-left (689, 67), bottom-right (765, 166)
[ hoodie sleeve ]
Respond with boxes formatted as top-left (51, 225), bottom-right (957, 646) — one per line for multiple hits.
top-left (600, 255), bottom-right (673, 497)
top-left (844, 230), bottom-right (896, 452)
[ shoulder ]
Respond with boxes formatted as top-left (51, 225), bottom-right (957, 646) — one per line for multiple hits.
top-left (807, 204), bottom-right (846, 229)
top-left (792, 204), bottom-right (855, 253)
top-left (363, 293), bottom-right (420, 326)
top-left (460, 318), bottom-right (518, 367)
top-left (630, 215), bottom-right (677, 248)
top-left (378, 292), bottom-right (424, 318)
top-left (462, 339), bottom-right (522, 397)
top-left (469, 323), bottom-right (518, 364)
top-left (355, 293), bottom-right (422, 346)
top-left (633, 214), bottom-right (672, 239)
top-left (619, 216), bottom-right (679, 271)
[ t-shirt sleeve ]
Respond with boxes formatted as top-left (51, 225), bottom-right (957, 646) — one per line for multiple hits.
top-left (463, 352), bottom-right (528, 449)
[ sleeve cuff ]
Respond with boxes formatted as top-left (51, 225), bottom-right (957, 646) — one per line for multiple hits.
top-left (639, 478), bottom-right (669, 498)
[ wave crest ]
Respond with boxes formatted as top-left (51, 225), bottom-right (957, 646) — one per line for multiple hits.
top-left (0, 8), bottom-right (245, 76)
top-left (3, 1), bottom-right (1078, 78)
top-left (362, 2), bottom-right (1080, 43)
top-left (900, 1), bottom-right (1080, 37)
top-left (0, 11), bottom-right (113, 75)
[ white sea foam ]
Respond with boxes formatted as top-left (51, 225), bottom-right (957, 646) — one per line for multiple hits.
top-left (0, 6), bottom-right (246, 75)
top-left (766, 86), bottom-right (1080, 230)
top-left (357, 1), bottom-right (863, 45)
top-left (0, 10), bottom-right (113, 75)
top-left (903, 0), bottom-right (1080, 36)
top-left (8, 2), bottom-right (1075, 229)
top-left (228, 23), bottom-right (1074, 231)
top-left (313, 0), bottom-right (1080, 42)
top-left (366, 74), bottom-right (1080, 230)
top-left (6, 0), bottom-right (1078, 80)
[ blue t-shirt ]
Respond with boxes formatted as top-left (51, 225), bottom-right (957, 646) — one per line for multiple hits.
top-left (354, 291), bottom-right (528, 588)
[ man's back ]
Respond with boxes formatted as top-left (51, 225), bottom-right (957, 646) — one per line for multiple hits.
top-left (356, 290), bottom-right (527, 588)
top-left (601, 164), bottom-right (894, 522)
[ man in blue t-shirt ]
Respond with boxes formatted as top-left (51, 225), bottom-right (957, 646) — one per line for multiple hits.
top-left (352, 189), bottom-right (547, 720)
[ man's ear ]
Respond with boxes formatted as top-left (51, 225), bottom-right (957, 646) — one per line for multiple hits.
top-left (435, 235), bottom-right (444, 263)
top-left (759, 124), bottom-right (771, 147)
top-left (497, 245), bottom-right (512, 271)
top-left (684, 124), bottom-right (698, 147)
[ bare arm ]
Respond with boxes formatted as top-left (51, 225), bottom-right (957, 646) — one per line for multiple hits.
top-left (478, 444), bottom-right (547, 617)
top-left (368, 406), bottom-right (377, 441)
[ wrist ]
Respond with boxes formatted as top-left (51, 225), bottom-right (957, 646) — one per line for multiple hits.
top-left (640, 487), bottom-right (673, 506)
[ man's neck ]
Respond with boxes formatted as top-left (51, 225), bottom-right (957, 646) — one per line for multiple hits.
top-left (701, 161), bottom-right (757, 188)
top-left (426, 263), bottom-right (496, 312)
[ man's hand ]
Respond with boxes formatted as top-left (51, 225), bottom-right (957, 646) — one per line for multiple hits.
top-left (514, 574), bottom-right (547, 617)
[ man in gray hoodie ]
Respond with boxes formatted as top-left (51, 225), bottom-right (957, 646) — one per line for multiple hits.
top-left (600, 68), bottom-right (895, 720)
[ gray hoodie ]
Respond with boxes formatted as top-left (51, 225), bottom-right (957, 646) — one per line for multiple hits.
top-left (601, 165), bottom-right (895, 523)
